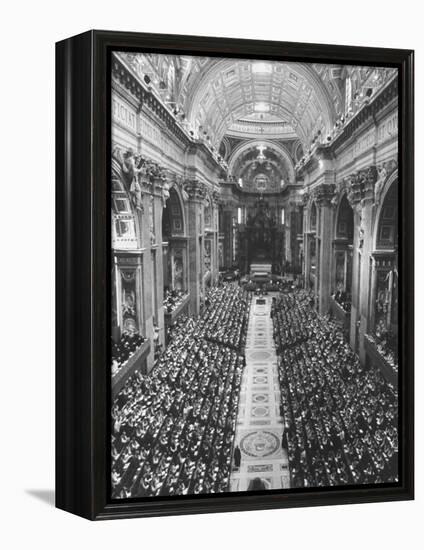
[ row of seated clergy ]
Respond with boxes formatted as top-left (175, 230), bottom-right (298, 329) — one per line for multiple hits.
top-left (111, 331), bottom-right (145, 375)
top-left (111, 283), bottom-right (249, 498)
top-left (272, 290), bottom-right (398, 488)
top-left (163, 288), bottom-right (188, 314)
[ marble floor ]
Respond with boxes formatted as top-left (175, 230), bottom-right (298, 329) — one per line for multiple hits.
top-left (229, 294), bottom-right (290, 492)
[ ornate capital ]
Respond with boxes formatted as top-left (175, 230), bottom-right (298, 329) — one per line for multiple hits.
top-left (301, 190), bottom-right (310, 206)
top-left (184, 179), bottom-right (206, 202)
top-left (346, 173), bottom-right (363, 207)
top-left (359, 165), bottom-right (378, 204)
top-left (343, 165), bottom-right (380, 209)
top-left (313, 183), bottom-right (336, 206)
top-left (211, 190), bottom-right (221, 206)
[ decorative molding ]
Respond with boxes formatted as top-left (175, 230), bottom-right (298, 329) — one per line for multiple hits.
top-left (184, 179), bottom-right (207, 202)
top-left (313, 183), bottom-right (336, 206)
top-left (334, 164), bottom-right (379, 210)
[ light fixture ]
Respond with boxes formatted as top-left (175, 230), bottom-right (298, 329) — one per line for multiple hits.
top-left (254, 102), bottom-right (270, 113)
top-left (252, 62), bottom-right (273, 74)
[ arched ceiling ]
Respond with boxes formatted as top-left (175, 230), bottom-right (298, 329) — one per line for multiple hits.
top-left (183, 59), bottom-right (337, 149)
top-left (119, 52), bottom-right (397, 169)
top-left (120, 53), bottom-right (340, 150)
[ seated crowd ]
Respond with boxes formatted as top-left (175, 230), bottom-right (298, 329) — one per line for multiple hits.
top-left (111, 331), bottom-right (145, 375)
top-left (369, 319), bottom-right (398, 373)
top-left (272, 290), bottom-right (398, 488)
top-left (111, 284), bottom-right (249, 498)
top-left (200, 284), bottom-right (248, 351)
top-left (163, 288), bottom-right (188, 314)
top-left (332, 288), bottom-right (352, 312)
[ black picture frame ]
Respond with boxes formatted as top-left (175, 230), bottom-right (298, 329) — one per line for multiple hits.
top-left (56, 30), bottom-right (414, 521)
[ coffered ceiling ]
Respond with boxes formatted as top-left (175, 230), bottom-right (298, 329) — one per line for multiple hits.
top-left (120, 52), bottom-right (397, 158)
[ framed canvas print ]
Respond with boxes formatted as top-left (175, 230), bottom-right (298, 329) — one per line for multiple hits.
top-left (56, 30), bottom-right (414, 520)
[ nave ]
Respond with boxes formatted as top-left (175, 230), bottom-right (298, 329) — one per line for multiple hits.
top-left (230, 295), bottom-right (290, 492)
top-left (110, 52), bottom-right (399, 498)
top-left (111, 283), bottom-right (398, 498)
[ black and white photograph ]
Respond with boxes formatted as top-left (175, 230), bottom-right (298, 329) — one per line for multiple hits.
top-left (110, 52), bottom-right (400, 499)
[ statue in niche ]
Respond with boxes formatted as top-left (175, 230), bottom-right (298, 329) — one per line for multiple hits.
top-left (113, 147), bottom-right (144, 212)
top-left (122, 289), bottom-right (136, 318)
top-left (161, 180), bottom-right (172, 207)
top-left (374, 165), bottom-right (388, 205)
top-left (173, 254), bottom-right (183, 290)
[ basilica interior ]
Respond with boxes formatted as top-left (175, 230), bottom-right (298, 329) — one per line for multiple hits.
top-left (110, 52), bottom-right (399, 498)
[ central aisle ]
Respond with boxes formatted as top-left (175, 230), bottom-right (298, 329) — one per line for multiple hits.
top-left (230, 294), bottom-right (290, 492)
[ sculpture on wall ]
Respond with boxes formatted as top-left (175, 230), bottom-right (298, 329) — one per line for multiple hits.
top-left (374, 166), bottom-right (387, 205)
top-left (113, 147), bottom-right (144, 212)
top-left (113, 146), bottom-right (175, 211)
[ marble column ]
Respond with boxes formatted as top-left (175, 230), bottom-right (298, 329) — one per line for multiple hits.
top-left (211, 192), bottom-right (220, 284)
top-left (347, 167), bottom-right (377, 361)
top-left (302, 193), bottom-right (311, 289)
top-left (153, 180), bottom-right (165, 350)
top-left (357, 167), bottom-right (378, 363)
top-left (222, 208), bottom-right (234, 269)
top-left (349, 208), bottom-right (362, 353)
top-left (315, 184), bottom-right (335, 315)
top-left (185, 180), bottom-right (206, 316)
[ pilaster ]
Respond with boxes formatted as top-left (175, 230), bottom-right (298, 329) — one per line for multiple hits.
top-left (185, 179), bottom-right (206, 315)
top-left (314, 184), bottom-right (335, 315)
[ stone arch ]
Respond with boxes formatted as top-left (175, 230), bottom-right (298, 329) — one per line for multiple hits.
top-left (334, 193), bottom-right (354, 241)
top-left (333, 192), bottom-right (354, 301)
top-left (162, 185), bottom-right (185, 238)
top-left (228, 140), bottom-right (296, 184)
top-left (373, 169), bottom-right (398, 251)
top-left (370, 170), bottom-right (398, 354)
